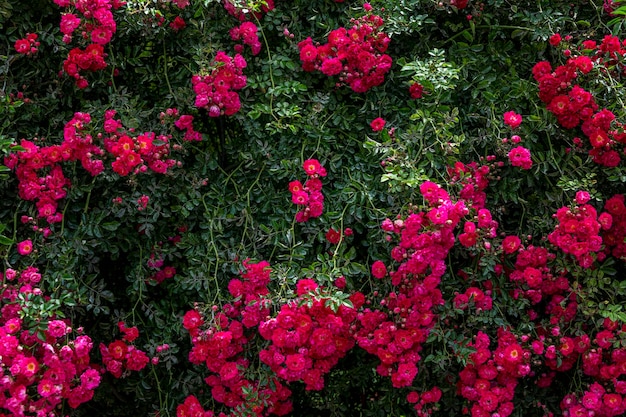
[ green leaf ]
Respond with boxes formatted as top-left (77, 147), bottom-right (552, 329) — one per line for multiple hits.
top-left (101, 222), bottom-right (120, 231)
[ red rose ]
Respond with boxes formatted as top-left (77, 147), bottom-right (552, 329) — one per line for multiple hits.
top-left (370, 117), bottom-right (386, 132)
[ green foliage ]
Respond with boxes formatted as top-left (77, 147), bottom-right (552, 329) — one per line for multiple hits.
top-left (2, 0), bottom-right (626, 415)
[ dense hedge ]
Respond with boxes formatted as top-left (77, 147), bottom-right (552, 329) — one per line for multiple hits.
top-left (1, 0), bottom-right (626, 416)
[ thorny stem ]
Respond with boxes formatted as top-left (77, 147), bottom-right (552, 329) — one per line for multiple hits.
top-left (253, 14), bottom-right (278, 121)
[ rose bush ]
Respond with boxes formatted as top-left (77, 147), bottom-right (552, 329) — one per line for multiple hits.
top-left (1, 0), bottom-right (625, 416)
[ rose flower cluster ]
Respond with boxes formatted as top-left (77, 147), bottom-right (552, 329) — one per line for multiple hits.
top-left (192, 52), bottom-right (248, 118)
top-left (258, 280), bottom-right (360, 391)
top-left (533, 35), bottom-right (626, 167)
top-left (0, 266), bottom-right (101, 415)
top-left (180, 260), bottom-right (293, 416)
top-left (289, 159), bottom-right (326, 223)
top-left (298, 9), bottom-right (392, 93)
top-left (54, 0), bottom-right (125, 88)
